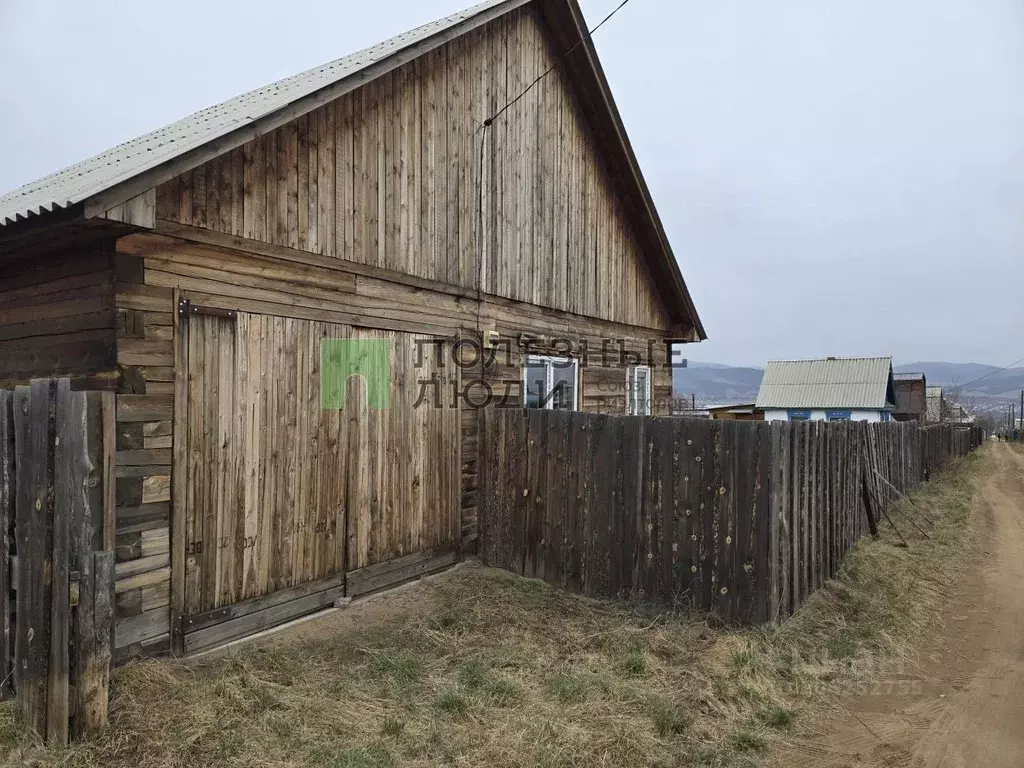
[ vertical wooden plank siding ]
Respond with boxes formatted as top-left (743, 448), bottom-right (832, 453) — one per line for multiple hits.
top-left (477, 412), bottom-right (982, 623)
top-left (176, 314), bottom-right (459, 617)
top-left (152, 5), bottom-right (672, 333)
top-left (0, 391), bottom-right (11, 700)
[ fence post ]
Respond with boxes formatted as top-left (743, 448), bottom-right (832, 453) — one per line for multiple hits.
top-left (5, 380), bottom-right (113, 744)
top-left (72, 551), bottom-right (114, 736)
top-left (14, 380), bottom-right (57, 736)
top-left (0, 391), bottom-right (12, 700)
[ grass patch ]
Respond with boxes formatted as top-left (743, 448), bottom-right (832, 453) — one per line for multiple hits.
top-left (483, 678), bottom-right (522, 707)
top-left (0, 451), bottom-right (986, 768)
top-left (651, 699), bottom-right (692, 736)
top-left (434, 691), bottom-right (470, 716)
top-left (624, 644), bottom-right (648, 676)
top-left (332, 745), bottom-right (395, 768)
top-left (732, 726), bottom-right (768, 753)
top-left (757, 705), bottom-right (797, 730)
top-left (825, 631), bottom-right (858, 659)
top-left (370, 652), bottom-right (424, 684)
top-left (380, 716), bottom-right (404, 736)
top-left (457, 659), bottom-right (487, 690)
top-left (546, 669), bottom-right (591, 703)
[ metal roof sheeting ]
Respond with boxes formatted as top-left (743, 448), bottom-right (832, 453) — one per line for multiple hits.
top-left (755, 357), bottom-right (895, 410)
top-left (0, 0), bottom-right (512, 226)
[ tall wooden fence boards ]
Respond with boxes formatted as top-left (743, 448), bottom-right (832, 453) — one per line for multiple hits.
top-left (479, 410), bottom-right (982, 624)
top-left (0, 380), bottom-right (114, 745)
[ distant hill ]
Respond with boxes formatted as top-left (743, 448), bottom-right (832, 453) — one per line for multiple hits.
top-left (673, 363), bottom-right (764, 405)
top-left (673, 360), bottom-right (1024, 407)
top-left (895, 362), bottom-right (1024, 398)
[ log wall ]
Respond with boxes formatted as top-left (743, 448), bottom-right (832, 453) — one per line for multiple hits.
top-left (0, 243), bottom-right (118, 385)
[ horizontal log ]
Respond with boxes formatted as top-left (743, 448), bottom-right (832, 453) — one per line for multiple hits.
top-left (183, 581), bottom-right (347, 654)
top-left (116, 394), bottom-right (173, 423)
top-left (346, 549), bottom-right (458, 599)
top-left (183, 571), bottom-right (348, 634)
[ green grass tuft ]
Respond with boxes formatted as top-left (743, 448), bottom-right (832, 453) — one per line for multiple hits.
top-left (732, 726), bottom-right (768, 753)
top-left (546, 670), bottom-right (590, 703)
top-left (651, 700), bottom-right (692, 736)
top-left (757, 705), bottom-right (797, 730)
top-left (825, 631), bottom-right (858, 659)
top-left (624, 647), bottom-right (648, 676)
top-left (483, 678), bottom-right (522, 707)
top-left (457, 659), bottom-right (488, 690)
top-left (370, 653), bottom-right (424, 684)
top-left (434, 691), bottom-right (470, 716)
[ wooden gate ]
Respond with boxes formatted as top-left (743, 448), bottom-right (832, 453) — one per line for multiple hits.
top-left (176, 307), bottom-right (461, 652)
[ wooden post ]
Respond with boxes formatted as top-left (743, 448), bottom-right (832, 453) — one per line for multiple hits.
top-left (47, 381), bottom-right (75, 746)
top-left (16, 380), bottom-right (58, 737)
top-left (170, 288), bottom-right (188, 656)
top-left (72, 551), bottom-right (114, 737)
top-left (0, 391), bottom-right (12, 700)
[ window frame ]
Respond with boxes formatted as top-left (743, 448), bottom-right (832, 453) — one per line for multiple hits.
top-left (626, 365), bottom-right (653, 416)
top-left (522, 354), bottom-right (579, 411)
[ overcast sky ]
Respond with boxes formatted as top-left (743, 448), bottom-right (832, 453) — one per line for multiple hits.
top-left (2, 0), bottom-right (1022, 367)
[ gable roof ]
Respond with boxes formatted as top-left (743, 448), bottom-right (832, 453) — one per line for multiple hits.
top-left (0, 0), bottom-right (704, 338)
top-left (755, 357), bottom-right (896, 410)
top-left (0, 0), bottom-right (519, 225)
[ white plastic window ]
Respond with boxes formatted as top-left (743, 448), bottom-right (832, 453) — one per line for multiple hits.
top-left (523, 355), bottom-right (579, 411)
top-left (627, 365), bottom-right (652, 416)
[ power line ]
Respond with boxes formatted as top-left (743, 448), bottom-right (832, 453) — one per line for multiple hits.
top-left (473, 0), bottom-right (639, 329)
top-left (948, 356), bottom-right (1024, 391)
top-left (483, 0), bottom-right (637, 128)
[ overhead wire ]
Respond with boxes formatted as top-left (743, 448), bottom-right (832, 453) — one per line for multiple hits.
top-left (473, 0), bottom-right (640, 338)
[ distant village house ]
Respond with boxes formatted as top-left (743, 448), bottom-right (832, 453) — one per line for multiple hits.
top-left (892, 372), bottom-right (927, 422)
top-left (755, 356), bottom-right (897, 422)
top-left (706, 402), bottom-right (762, 421)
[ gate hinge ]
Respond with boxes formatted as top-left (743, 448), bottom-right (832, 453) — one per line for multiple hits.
top-left (178, 298), bottom-right (237, 320)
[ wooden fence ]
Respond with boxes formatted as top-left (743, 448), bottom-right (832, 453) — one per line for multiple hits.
top-left (0, 381), bottom-right (114, 744)
top-left (478, 410), bottom-right (982, 624)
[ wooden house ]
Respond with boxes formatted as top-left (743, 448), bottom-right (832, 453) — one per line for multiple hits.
top-left (0, 0), bottom-right (704, 660)
top-left (756, 357), bottom-right (897, 423)
top-left (892, 372), bottom-right (927, 422)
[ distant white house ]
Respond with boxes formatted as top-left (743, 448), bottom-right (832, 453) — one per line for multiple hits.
top-left (755, 356), bottom-right (898, 423)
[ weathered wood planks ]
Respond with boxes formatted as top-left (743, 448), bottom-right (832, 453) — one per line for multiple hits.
top-left (176, 313), bottom-right (460, 620)
top-left (0, 245), bottom-right (119, 384)
top-left (0, 391), bottom-right (12, 700)
top-left (479, 411), bottom-right (983, 624)
top-left (151, 5), bottom-right (671, 333)
top-left (3, 380), bottom-right (114, 744)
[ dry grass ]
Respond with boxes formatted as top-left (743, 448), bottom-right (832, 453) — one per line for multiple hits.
top-left (0, 451), bottom-right (985, 768)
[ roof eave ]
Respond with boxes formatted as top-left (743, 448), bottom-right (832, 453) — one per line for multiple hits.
top-left (19, 0), bottom-right (533, 231)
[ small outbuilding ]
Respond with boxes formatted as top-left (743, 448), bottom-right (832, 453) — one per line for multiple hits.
top-left (706, 402), bottom-right (762, 421)
top-left (892, 372), bottom-right (927, 422)
top-left (755, 356), bottom-right (897, 422)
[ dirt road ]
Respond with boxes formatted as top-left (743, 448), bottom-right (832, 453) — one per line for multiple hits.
top-left (779, 442), bottom-right (1024, 768)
